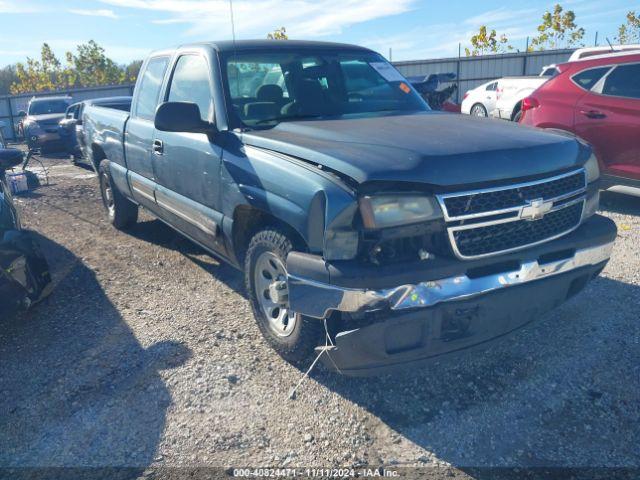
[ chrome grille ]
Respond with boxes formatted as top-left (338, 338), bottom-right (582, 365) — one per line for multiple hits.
top-left (437, 169), bottom-right (587, 259)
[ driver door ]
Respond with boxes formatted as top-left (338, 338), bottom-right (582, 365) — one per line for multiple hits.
top-left (152, 53), bottom-right (225, 254)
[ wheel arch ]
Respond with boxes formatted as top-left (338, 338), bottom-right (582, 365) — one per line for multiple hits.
top-left (91, 143), bottom-right (106, 172)
top-left (231, 205), bottom-right (309, 266)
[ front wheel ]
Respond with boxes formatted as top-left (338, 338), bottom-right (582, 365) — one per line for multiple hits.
top-left (245, 229), bottom-right (323, 363)
top-left (98, 159), bottom-right (138, 229)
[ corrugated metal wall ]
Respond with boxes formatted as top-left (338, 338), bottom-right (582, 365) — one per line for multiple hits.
top-left (393, 49), bottom-right (576, 103)
top-left (0, 84), bottom-right (134, 141)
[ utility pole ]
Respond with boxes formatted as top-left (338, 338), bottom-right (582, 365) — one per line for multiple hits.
top-left (389, 47), bottom-right (392, 62)
top-left (595, 31), bottom-right (599, 46)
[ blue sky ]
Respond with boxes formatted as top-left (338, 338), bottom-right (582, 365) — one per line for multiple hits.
top-left (0, 0), bottom-right (637, 67)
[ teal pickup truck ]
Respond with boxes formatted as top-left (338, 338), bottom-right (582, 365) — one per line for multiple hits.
top-left (83, 40), bottom-right (616, 375)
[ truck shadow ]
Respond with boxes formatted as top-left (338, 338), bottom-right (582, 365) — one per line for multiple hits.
top-left (600, 189), bottom-right (640, 216)
top-left (0, 233), bottom-right (190, 476)
top-left (312, 275), bottom-right (640, 470)
top-left (126, 218), bottom-right (245, 295)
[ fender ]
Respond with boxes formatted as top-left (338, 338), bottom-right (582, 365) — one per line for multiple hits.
top-left (221, 142), bottom-right (357, 255)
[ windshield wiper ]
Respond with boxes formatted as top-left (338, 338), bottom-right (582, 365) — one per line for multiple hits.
top-left (254, 114), bottom-right (327, 125)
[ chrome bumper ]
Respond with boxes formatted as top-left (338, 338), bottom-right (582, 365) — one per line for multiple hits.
top-left (288, 241), bottom-right (614, 319)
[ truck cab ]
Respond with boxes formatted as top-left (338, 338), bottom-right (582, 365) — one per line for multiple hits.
top-left (84, 40), bottom-right (616, 375)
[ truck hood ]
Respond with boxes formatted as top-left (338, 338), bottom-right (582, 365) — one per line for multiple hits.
top-left (242, 111), bottom-right (587, 189)
top-left (28, 113), bottom-right (66, 125)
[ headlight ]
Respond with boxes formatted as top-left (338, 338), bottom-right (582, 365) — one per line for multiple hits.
top-left (584, 152), bottom-right (600, 184)
top-left (24, 121), bottom-right (41, 133)
top-left (359, 195), bottom-right (442, 229)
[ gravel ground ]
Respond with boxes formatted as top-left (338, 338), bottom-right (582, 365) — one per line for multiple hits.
top-left (0, 154), bottom-right (639, 476)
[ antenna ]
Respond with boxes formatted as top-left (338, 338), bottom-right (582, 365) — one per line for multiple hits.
top-left (605, 37), bottom-right (615, 52)
top-left (228, 0), bottom-right (237, 44)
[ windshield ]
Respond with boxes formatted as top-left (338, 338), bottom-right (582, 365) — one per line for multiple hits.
top-left (28, 99), bottom-right (70, 115)
top-left (223, 49), bottom-right (428, 127)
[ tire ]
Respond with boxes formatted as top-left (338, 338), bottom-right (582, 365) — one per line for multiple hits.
top-left (470, 103), bottom-right (487, 117)
top-left (512, 109), bottom-right (523, 123)
top-left (245, 229), bottom-right (324, 363)
top-left (98, 159), bottom-right (138, 229)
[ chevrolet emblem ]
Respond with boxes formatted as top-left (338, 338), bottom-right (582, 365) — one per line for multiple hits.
top-left (520, 198), bottom-right (553, 221)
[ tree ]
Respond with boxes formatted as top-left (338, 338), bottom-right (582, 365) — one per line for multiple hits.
top-left (0, 65), bottom-right (18, 95)
top-left (465, 26), bottom-right (512, 56)
top-left (530, 4), bottom-right (585, 50)
top-left (617, 11), bottom-right (640, 44)
top-left (9, 40), bottom-right (133, 94)
top-left (11, 43), bottom-right (65, 94)
top-left (66, 40), bottom-right (124, 88)
top-left (124, 60), bottom-right (143, 83)
top-left (267, 27), bottom-right (288, 40)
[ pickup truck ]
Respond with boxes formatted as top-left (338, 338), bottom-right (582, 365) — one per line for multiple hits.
top-left (83, 40), bottom-right (616, 375)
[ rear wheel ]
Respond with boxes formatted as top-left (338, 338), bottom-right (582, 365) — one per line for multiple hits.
top-left (470, 103), bottom-right (487, 117)
top-left (245, 229), bottom-right (323, 363)
top-left (98, 159), bottom-right (138, 229)
top-left (513, 110), bottom-right (523, 122)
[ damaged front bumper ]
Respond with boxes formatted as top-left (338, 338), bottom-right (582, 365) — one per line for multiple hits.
top-left (0, 230), bottom-right (52, 315)
top-left (287, 215), bottom-right (617, 375)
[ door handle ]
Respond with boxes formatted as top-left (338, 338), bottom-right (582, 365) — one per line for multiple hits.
top-left (152, 139), bottom-right (164, 155)
top-left (580, 110), bottom-right (606, 119)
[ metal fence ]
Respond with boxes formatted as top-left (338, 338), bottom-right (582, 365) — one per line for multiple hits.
top-left (0, 84), bottom-right (134, 142)
top-left (393, 48), bottom-right (577, 103)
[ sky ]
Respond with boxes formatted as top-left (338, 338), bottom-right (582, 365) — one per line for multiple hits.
top-left (0, 0), bottom-right (637, 67)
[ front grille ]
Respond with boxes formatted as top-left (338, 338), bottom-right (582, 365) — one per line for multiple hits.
top-left (452, 202), bottom-right (584, 258)
top-left (442, 170), bottom-right (586, 219)
top-left (437, 169), bottom-right (587, 259)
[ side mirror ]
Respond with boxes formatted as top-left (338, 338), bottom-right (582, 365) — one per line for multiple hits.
top-left (154, 102), bottom-right (215, 134)
top-left (18, 111), bottom-right (27, 117)
top-left (0, 148), bottom-right (24, 170)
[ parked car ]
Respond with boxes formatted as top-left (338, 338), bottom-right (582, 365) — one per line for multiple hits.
top-left (84, 40), bottom-right (615, 375)
top-left (18, 96), bottom-right (71, 152)
top-left (492, 76), bottom-right (549, 121)
top-left (461, 80), bottom-right (498, 117)
top-left (59, 97), bottom-right (132, 163)
top-left (0, 147), bottom-right (52, 314)
top-left (408, 73), bottom-right (459, 111)
top-left (519, 52), bottom-right (640, 190)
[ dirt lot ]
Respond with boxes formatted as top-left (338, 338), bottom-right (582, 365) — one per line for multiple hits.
top-left (1, 154), bottom-right (639, 476)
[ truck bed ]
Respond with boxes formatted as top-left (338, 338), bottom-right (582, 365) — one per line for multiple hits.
top-left (82, 105), bottom-right (130, 170)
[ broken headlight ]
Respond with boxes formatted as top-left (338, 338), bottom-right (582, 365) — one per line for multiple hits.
top-left (359, 195), bottom-right (442, 229)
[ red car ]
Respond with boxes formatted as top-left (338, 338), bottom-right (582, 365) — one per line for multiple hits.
top-left (519, 52), bottom-right (640, 189)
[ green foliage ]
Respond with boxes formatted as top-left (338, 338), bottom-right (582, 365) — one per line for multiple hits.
top-left (465, 26), bottom-right (513, 56)
top-left (617, 11), bottom-right (640, 44)
top-left (267, 27), bottom-right (288, 40)
top-left (124, 60), bottom-right (143, 84)
top-left (0, 65), bottom-right (18, 95)
top-left (9, 40), bottom-right (141, 95)
top-left (530, 4), bottom-right (585, 51)
top-left (66, 40), bottom-right (124, 87)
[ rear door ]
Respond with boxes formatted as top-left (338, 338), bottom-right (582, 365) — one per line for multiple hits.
top-left (125, 56), bottom-right (170, 210)
top-left (575, 62), bottom-right (640, 180)
top-left (152, 53), bottom-right (224, 253)
top-left (483, 81), bottom-right (498, 113)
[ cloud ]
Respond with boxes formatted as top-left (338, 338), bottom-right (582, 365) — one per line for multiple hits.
top-left (463, 7), bottom-right (538, 29)
top-left (68, 8), bottom-right (118, 19)
top-left (0, 0), bottom-right (42, 13)
top-left (99, 0), bottom-right (415, 37)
